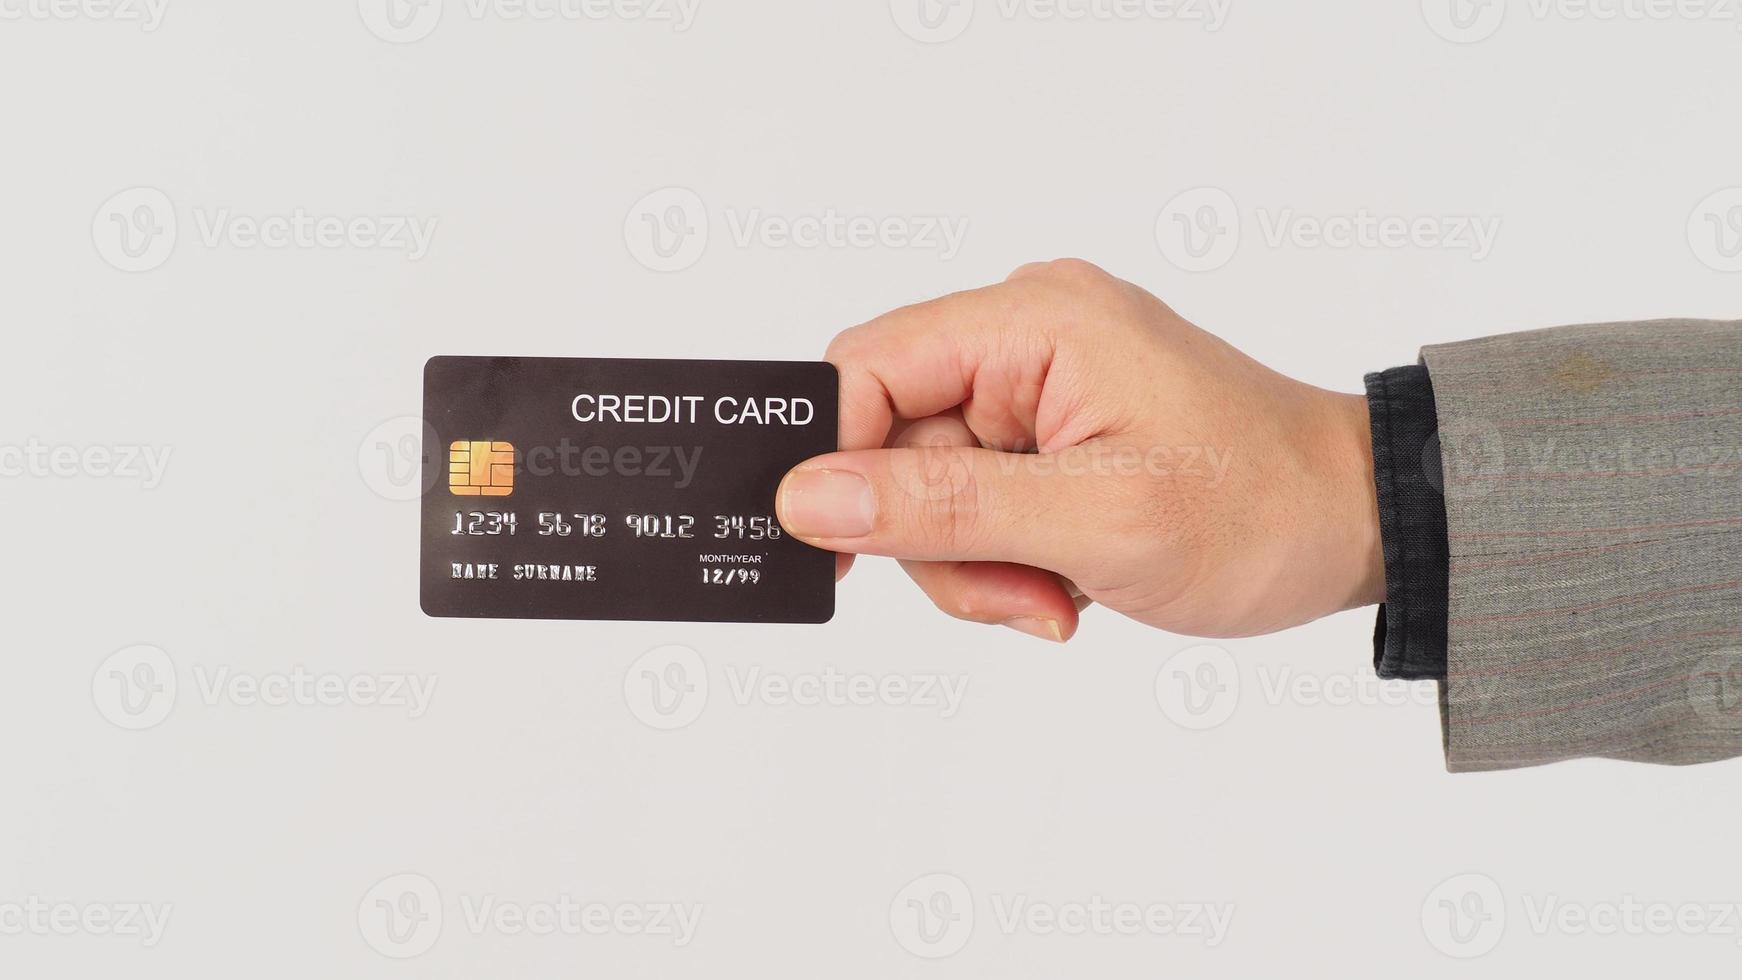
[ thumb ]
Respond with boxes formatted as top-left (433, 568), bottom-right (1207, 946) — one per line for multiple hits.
top-left (775, 442), bottom-right (1096, 571)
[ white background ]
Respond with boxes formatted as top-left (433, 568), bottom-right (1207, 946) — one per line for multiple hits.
top-left (4, 0), bottom-right (1742, 975)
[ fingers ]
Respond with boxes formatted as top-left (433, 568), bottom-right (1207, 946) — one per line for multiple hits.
top-left (889, 412), bottom-right (1080, 642)
top-left (826, 259), bottom-right (1117, 454)
top-left (899, 559), bottom-right (1081, 642)
top-left (776, 441), bottom-right (1105, 572)
top-left (810, 259), bottom-right (1125, 627)
top-left (830, 413), bottom-right (967, 585)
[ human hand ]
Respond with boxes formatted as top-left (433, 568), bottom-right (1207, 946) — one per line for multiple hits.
top-left (775, 259), bottom-right (1385, 642)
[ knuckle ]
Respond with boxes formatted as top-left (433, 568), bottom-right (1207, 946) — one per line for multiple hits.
top-left (1009, 257), bottom-right (1111, 289)
top-left (932, 585), bottom-right (990, 624)
top-left (919, 482), bottom-right (981, 553)
top-left (892, 451), bottom-right (984, 553)
top-left (1041, 257), bottom-right (1110, 284)
top-left (1019, 259), bottom-right (1131, 333)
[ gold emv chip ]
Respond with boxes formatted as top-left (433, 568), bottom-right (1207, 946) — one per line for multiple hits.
top-left (449, 440), bottom-right (515, 496)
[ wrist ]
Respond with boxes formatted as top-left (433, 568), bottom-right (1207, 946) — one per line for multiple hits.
top-left (1319, 390), bottom-right (1386, 612)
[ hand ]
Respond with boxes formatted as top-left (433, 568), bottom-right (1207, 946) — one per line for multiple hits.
top-left (774, 259), bottom-right (1385, 642)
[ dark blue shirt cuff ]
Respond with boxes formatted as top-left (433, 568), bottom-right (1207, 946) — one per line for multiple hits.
top-left (1364, 365), bottom-right (1450, 681)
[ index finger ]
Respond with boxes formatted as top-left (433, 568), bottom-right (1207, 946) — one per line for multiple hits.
top-left (824, 272), bottom-right (1064, 452)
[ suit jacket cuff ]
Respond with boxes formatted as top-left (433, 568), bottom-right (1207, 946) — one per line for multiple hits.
top-left (1423, 319), bottom-right (1742, 771)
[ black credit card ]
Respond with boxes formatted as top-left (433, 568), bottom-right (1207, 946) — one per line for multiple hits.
top-left (420, 356), bottom-right (837, 624)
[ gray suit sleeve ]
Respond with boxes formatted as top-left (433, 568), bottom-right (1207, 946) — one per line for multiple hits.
top-left (1422, 318), bottom-right (1742, 771)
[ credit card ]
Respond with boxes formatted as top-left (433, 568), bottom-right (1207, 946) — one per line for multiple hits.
top-left (420, 356), bottom-right (838, 624)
